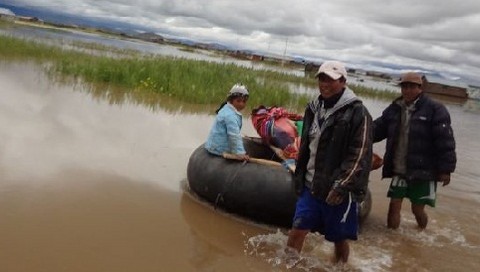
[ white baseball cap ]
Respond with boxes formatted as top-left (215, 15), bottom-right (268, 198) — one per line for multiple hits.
top-left (315, 60), bottom-right (348, 80)
top-left (229, 83), bottom-right (249, 96)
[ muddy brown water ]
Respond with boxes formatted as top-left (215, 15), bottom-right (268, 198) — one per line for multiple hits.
top-left (1, 62), bottom-right (479, 271)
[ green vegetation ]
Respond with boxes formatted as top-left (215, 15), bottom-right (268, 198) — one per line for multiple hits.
top-left (70, 40), bottom-right (140, 56)
top-left (349, 84), bottom-right (398, 100)
top-left (0, 20), bottom-right (11, 27)
top-left (0, 34), bottom-right (396, 113)
top-left (0, 34), bottom-right (68, 61)
top-left (178, 46), bottom-right (196, 53)
top-left (0, 35), bottom-right (312, 111)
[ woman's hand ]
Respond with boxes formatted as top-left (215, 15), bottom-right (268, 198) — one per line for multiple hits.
top-left (235, 154), bottom-right (250, 161)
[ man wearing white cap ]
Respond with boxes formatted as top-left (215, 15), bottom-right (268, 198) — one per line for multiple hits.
top-left (286, 61), bottom-right (373, 263)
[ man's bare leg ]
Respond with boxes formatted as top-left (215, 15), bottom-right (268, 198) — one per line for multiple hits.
top-left (286, 228), bottom-right (309, 252)
top-left (285, 229), bottom-right (309, 267)
top-left (333, 240), bottom-right (349, 263)
top-left (411, 203), bottom-right (428, 229)
top-left (387, 198), bottom-right (403, 229)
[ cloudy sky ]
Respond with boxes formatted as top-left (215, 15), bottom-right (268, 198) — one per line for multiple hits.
top-left (7, 0), bottom-right (480, 84)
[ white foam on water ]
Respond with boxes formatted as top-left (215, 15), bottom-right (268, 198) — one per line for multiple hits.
top-left (396, 216), bottom-right (478, 249)
top-left (244, 230), bottom-right (396, 272)
top-left (243, 213), bottom-right (478, 272)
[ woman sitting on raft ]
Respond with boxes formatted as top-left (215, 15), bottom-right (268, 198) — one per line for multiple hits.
top-left (205, 83), bottom-right (250, 161)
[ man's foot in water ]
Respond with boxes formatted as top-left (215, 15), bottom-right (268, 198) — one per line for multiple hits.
top-left (284, 247), bottom-right (304, 268)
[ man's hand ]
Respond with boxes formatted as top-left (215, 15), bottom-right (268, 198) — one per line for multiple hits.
top-left (438, 173), bottom-right (451, 186)
top-left (326, 189), bottom-right (344, 205)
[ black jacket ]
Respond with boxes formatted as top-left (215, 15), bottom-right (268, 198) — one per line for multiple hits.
top-left (373, 93), bottom-right (456, 181)
top-left (294, 92), bottom-right (373, 202)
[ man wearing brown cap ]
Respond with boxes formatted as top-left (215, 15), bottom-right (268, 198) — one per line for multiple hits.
top-left (373, 72), bottom-right (456, 230)
top-left (286, 61), bottom-right (373, 264)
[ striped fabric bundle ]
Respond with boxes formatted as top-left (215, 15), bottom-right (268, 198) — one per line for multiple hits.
top-left (251, 106), bottom-right (303, 159)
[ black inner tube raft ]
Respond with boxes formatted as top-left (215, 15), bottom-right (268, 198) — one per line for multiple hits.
top-left (186, 137), bottom-right (371, 228)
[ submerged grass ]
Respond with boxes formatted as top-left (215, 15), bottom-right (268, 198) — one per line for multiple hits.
top-left (53, 54), bottom-right (306, 108)
top-left (0, 35), bottom-right (311, 111)
top-left (0, 33), bottom-right (68, 61)
top-left (0, 34), bottom-right (395, 112)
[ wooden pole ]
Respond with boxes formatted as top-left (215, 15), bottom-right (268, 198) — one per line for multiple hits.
top-left (222, 153), bottom-right (283, 168)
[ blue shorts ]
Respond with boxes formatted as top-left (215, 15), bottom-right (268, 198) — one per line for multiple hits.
top-left (292, 188), bottom-right (358, 242)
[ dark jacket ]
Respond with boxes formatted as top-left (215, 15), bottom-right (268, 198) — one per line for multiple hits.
top-left (294, 88), bottom-right (373, 202)
top-left (373, 93), bottom-right (456, 181)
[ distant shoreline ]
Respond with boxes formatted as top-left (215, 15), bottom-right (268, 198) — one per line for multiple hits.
top-left (0, 20), bottom-right (400, 113)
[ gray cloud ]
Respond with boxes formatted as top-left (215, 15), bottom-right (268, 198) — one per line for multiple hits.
top-left (11, 0), bottom-right (480, 84)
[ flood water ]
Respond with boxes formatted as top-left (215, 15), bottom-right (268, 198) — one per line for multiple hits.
top-left (2, 19), bottom-right (480, 268)
top-left (1, 59), bottom-right (479, 272)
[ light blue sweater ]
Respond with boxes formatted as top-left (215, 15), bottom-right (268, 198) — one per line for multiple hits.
top-left (205, 103), bottom-right (246, 155)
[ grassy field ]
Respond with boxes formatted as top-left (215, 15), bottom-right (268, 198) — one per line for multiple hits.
top-left (0, 33), bottom-right (398, 113)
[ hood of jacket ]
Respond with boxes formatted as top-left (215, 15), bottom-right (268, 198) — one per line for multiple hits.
top-left (308, 87), bottom-right (360, 119)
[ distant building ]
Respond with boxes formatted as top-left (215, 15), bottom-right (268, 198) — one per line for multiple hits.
top-left (292, 56), bottom-right (306, 64)
top-left (0, 7), bottom-right (15, 21)
top-left (422, 75), bottom-right (468, 99)
top-left (366, 71), bottom-right (392, 80)
top-left (135, 32), bottom-right (165, 43)
top-left (355, 69), bottom-right (368, 76)
top-left (250, 54), bottom-right (264, 61)
top-left (228, 50), bottom-right (250, 60)
top-left (17, 16), bottom-right (43, 23)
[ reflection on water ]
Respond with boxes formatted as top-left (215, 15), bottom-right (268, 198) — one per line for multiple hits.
top-left (0, 61), bottom-right (218, 191)
top-left (58, 76), bottom-right (219, 114)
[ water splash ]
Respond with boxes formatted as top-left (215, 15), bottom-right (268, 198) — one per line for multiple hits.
top-left (395, 217), bottom-right (478, 249)
top-left (243, 214), bottom-right (478, 271)
top-left (244, 230), bottom-right (392, 271)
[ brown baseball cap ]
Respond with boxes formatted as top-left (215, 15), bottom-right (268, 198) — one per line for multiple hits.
top-left (399, 72), bottom-right (423, 85)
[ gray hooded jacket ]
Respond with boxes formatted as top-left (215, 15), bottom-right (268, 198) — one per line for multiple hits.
top-left (294, 87), bottom-right (373, 201)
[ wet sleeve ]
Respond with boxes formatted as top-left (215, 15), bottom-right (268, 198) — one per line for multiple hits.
top-left (225, 114), bottom-right (246, 154)
top-left (373, 108), bottom-right (389, 143)
top-left (334, 106), bottom-right (373, 194)
top-left (432, 104), bottom-right (456, 173)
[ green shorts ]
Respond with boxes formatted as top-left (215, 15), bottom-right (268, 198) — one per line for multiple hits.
top-left (387, 176), bottom-right (437, 207)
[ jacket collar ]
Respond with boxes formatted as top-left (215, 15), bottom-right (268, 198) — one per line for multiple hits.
top-left (227, 102), bottom-right (243, 116)
top-left (393, 92), bottom-right (426, 109)
top-left (308, 87), bottom-right (360, 118)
